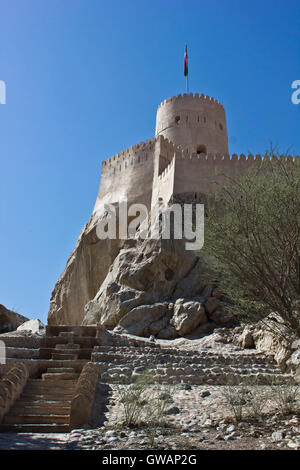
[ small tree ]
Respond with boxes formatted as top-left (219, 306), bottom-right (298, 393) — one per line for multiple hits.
top-left (203, 148), bottom-right (300, 339)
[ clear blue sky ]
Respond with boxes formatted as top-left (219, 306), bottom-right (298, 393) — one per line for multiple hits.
top-left (0, 0), bottom-right (299, 323)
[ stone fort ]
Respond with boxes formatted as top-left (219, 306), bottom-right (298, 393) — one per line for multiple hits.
top-left (46, 92), bottom-right (299, 328)
top-left (93, 92), bottom-right (298, 219)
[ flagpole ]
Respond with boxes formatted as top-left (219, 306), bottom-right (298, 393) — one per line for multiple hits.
top-left (186, 75), bottom-right (189, 94)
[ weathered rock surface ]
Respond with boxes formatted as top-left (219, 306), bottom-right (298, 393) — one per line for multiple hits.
top-left (115, 302), bottom-right (172, 337)
top-left (0, 305), bottom-right (28, 334)
top-left (171, 299), bottom-right (207, 336)
top-left (48, 216), bottom-right (122, 326)
top-left (81, 237), bottom-right (232, 339)
top-left (17, 319), bottom-right (46, 335)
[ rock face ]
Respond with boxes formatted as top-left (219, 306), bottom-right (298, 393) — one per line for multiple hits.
top-left (82, 237), bottom-right (234, 339)
top-left (0, 305), bottom-right (29, 334)
top-left (48, 206), bottom-right (234, 338)
top-left (48, 216), bottom-right (122, 326)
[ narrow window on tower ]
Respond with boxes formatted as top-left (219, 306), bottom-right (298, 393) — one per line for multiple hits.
top-left (197, 145), bottom-right (207, 154)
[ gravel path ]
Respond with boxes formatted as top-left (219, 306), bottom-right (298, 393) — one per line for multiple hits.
top-left (0, 432), bottom-right (68, 450)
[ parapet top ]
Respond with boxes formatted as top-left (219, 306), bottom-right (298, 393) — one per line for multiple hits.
top-left (157, 93), bottom-right (224, 111)
top-left (102, 137), bottom-right (156, 166)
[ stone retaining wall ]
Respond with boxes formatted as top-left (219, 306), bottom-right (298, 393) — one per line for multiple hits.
top-left (0, 362), bottom-right (29, 423)
top-left (70, 362), bottom-right (99, 430)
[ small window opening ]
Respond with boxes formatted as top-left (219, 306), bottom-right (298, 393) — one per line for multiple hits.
top-left (197, 145), bottom-right (207, 154)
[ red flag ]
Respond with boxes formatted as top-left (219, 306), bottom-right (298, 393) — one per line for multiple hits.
top-left (184, 44), bottom-right (188, 77)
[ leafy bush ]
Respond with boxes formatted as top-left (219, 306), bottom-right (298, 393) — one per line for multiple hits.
top-left (203, 148), bottom-right (300, 339)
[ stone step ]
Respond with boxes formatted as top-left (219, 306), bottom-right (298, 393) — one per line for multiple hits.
top-left (8, 405), bottom-right (71, 416)
top-left (41, 337), bottom-right (98, 349)
top-left (22, 393), bottom-right (74, 401)
top-left (100, 369), bottom-right (293, 385)
top-left (51, 353), bottom-right (79, 360)
top-left (0, 423), bottom-right (70, 433)
top-left (3, 414), bottom-right (69, 425)
top-left (46, 367), bottom-right (76, 373)
top-left (13, 399), bottom-right (71, 408)
top-left (93, 346), bottom-right (275, 362)
top-left (55, 344), bottom-right (80, 351)
top-left (28, 379), bottom-right (77, 387)
top-left (5, 348), bottom-right (40, 359)
top-left (40, 348), bottom-right (92, 360)
top-left (92, 351), bottom-right (276, 366)
top-left (97, 363), bottom-right (282, 376)
top-left (39, 359), bottom-right (86, 370)
top-left (41, 372), bottom-right (79, 381)
top-left (23, 385), bottom-right (75, 396)
top-left (58, 332), bottom-right (75, 338)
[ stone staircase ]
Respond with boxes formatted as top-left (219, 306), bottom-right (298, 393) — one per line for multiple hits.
top-left (0, 379), bottom-right (77, 432)
top-left (92, 345), bottom-right (294, 385)
top-left (0, 327), bottom-right (98, 433)
top-left (0, 326), bottom-right (295, 432)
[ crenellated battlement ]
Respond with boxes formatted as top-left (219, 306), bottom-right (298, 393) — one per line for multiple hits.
top-left (157, 93), bottom-right (224, 111)
top-left (96, 92), bottom-right (299, 216)
top-left (102, 137), bottom-right (156, 167)
top-left (177, 152), bottom-right (299, 162)
top-left (155, 92), bottom-right (228, 155)
top-left (158, 156), bottom-right (175, 181)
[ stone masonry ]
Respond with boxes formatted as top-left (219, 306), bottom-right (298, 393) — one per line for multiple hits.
top-left (0, 326), bottom-right (295, 433)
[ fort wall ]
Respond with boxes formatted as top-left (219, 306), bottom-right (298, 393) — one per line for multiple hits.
top-left (173, 152), bottom-right (299, 200)
top-left (93, 95), bottom-right (299, 215)
top-left (93, 138), bottom-right (156, 216)
top-left (151, 157), bottom-right (175, 209)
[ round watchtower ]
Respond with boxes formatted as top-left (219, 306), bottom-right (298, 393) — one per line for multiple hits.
top-left (155, 93), bottom-right (228, 155)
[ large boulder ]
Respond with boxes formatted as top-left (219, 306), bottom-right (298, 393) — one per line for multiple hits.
top-left (233, 314), bottom-right (298, 368)
top-left (170, 299), bottom-right (207, 336)
top-left (17, 319), bottom-right (46, 335)
top-left (238, 326), bottom-right (255, 349)
top-left (0, 305), bottom-right (29, 334)
top-left (49, 203), bottom-right (232, 338)
top-left (83, 237), bottom-right (208, 327)
top-left (81, 236), bottom-right (231, 338)
top-left (115, 302), bottom-right (172, 336)
top-left (286, 339), bottom-right (300, 374)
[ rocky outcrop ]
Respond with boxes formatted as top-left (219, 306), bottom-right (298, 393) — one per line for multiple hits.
top-left (82, 237), bottom-right (234, 339)
top-left (48, 216), bottom-right (123, 326)
top-left (232, 314), bottom-right (300, 371)
top-left (0, 305), bottom-right (28, 334)
top-left (17, 319), bottom-right (46, 336)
